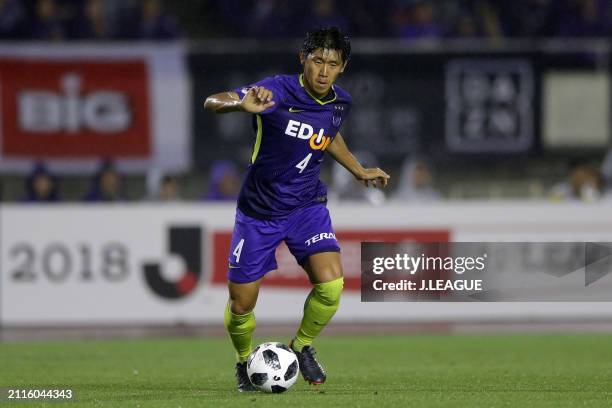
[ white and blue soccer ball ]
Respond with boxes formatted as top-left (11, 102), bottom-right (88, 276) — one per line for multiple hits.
top-left (246, 342), bottom-right (299, 393)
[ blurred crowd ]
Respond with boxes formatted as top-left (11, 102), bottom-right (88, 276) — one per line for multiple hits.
top-left (218, 0), bottom-right (612, 40)
top-left (2, 0), bottom-right (612, 41)
top-left (16, 159), bottom-right (243, 203)
top-left (12, 151), bottom-right (612, 204)
top-left (0, 0), bottom-right (180, 41)
top-left (12, 157), bottom-right (441, 204)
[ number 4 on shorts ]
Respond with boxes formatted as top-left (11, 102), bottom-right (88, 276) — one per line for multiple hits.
top-left (232, 238), bottom-right (244, 263)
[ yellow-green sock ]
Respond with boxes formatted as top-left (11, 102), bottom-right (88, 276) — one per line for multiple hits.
top-left (292, 277), bottom-right (344, 352)
top-left (224, 303), bottom-right (256, 362)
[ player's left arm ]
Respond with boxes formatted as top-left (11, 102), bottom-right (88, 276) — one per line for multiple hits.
top-left (326, 132), bottom-right (390, 188)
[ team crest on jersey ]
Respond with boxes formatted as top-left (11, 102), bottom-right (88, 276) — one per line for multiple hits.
top-left (332, 113), bottom-right (342, 127)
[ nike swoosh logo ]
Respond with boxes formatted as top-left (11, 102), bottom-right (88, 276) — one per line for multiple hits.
top-left (289, 107), bottom-right (305, 113)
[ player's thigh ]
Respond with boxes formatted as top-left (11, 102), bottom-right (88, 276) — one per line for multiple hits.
top-left (284, 204), bottom-right (342, 284)
top-left (227, 209), bottom-right (283, 285)
top-left (302, 251), bottom-right (343, 284)
top-left (228, 278), bottom-right (263, 314)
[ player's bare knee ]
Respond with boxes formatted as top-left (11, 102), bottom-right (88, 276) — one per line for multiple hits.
top-left (329, 263), bottom-right (343, 280)
top-left (229, 299), bottom-right (255, 315)
top-left (318, 264), bottom-right (343, 283)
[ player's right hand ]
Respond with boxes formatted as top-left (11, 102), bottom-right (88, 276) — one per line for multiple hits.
top-left (240, 86), bottom-right (275, 113)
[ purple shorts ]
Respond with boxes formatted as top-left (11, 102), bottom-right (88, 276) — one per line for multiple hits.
top-left (227, 203), bottom-right (341, 283)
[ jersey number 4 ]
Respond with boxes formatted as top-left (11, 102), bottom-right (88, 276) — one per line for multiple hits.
top-left (295, 153), bottom-right (312, 174)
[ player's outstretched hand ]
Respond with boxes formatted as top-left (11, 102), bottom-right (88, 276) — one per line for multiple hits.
top-left (241, 86), bottom-right (275, 113)
top-left (358, 168), bottom-right (390, 189)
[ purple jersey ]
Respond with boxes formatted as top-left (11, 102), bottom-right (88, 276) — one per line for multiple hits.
top-left (234, 74), bottom-right (352, 219)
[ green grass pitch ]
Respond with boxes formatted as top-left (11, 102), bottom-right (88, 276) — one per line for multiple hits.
top-left (1, 334), bottom-right (612, 407)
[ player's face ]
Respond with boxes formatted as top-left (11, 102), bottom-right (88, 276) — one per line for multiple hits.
top-left (300, 48), bottom-right (346, 98)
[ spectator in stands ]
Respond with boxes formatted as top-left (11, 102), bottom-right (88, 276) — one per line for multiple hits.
top-left (28, 0), bottom-right (64, 41)
top-left (390, 157), bottom-right (442, 203)
top-left (247, 0), bottom-right (297, 38)
top-left (600, 147), bottom-right (612, 195)
top-left (0, 0), bottom-right (26, 39)
top-left (69, 0), bottom-right (115, 40)
top-left (22, 162), bottom-right (59, 203)
top-left (474, 1), bottom-right (504, 39)
top-left (84, 159), bottom-right (125, 202)
top-left (448, 1), bottom-right (504, 39)
top-left (140, 0), bottom-right (180, 39)
top-left (148, 172), bottom-right (181, 201)
top-left (122, 0), bottom-right (180, 40)
top-left (204, 160), bottom-right (240, 201)
top-left (549, 159), bottom-right (604, 202)
top-left (328, 150), bottom-right (386, 205)
top-left (303, 0), bottom-right (350, 35)
top-left (149, 174), bottom-right (181, 202)
top-left (552, 0), bottom-right (607, 37)
top-left (391, 1), bottom-right (443, 40)
top-left (497, 0), bottom-right (555, 38)
top-left (157, 175), bottom-right (180, 201)
top-left (344, 0), bottom-right (391, 37)
top-left (452, 11), bottom-right (479, 38)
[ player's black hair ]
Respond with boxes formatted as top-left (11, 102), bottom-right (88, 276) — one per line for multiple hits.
top-left (301, 27), bottom-right (351, 63)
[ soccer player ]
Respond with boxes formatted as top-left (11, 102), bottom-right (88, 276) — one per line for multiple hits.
top-left (204, 27), bottom-right (390, 392)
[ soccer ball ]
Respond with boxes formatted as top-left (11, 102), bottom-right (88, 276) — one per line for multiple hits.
top-left (246, 342), bottom-right (299, 393)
